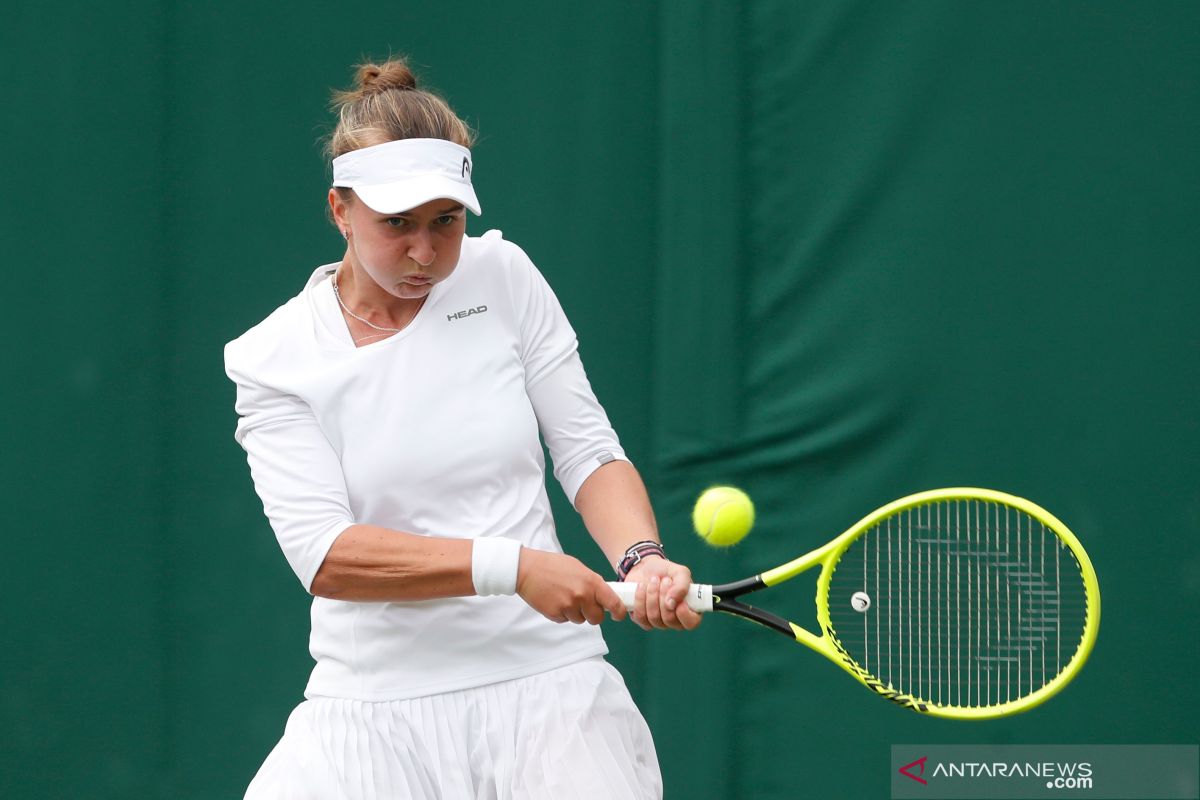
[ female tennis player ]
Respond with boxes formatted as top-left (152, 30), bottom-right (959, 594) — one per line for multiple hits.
top-left (224, 58), bottom-right (699, 799)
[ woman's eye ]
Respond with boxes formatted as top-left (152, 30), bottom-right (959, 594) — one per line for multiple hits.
top-left (385, 217), bottom-right (408, 228)
top-left (436, 215), bottom-right (457, 225)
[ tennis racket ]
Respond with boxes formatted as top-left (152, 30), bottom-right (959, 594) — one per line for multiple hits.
top-left (609, 488), bottom-right (1100, 719)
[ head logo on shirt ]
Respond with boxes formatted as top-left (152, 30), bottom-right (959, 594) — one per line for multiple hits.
top-left (447, 305), bottom-right (488, 322)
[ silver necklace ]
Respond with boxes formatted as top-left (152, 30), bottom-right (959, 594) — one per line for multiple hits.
top-left (331, 270), bottom-right (405, 338)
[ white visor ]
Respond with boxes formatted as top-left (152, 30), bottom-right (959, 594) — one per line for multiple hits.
top-left (331, 138), bottom-right (481, 215)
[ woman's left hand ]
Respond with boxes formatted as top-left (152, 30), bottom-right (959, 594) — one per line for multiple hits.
top-left (623, 558), bottom-right (703, 631)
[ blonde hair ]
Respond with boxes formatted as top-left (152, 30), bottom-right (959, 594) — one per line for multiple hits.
top-left (325, 58), bottom-right (475, 163)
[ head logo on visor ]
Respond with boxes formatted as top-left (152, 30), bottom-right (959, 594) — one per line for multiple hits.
top-left (332, 138), bottom-right (482, 215)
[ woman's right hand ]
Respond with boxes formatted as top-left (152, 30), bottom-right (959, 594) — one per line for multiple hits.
top-left (515, 548), bottom-right (628, 625)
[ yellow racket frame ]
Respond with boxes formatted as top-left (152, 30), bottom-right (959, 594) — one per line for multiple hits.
top-left (763, 487), bottom-right (1100, 719)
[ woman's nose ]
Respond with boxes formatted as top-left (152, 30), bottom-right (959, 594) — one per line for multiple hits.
top-left (408, 229), bottom-right (435, 267)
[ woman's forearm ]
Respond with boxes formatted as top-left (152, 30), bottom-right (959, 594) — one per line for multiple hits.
top-left (574, 460), bottom-right (660, 570)
top-left (309, 524), bottom-right (475, 601)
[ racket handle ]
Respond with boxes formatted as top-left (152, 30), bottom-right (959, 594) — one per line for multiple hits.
top-left (607, 581), bottom-right (714, 613)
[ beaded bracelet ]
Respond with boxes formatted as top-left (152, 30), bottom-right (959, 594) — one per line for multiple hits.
top-left (615, 540), bottom-right (667, 581)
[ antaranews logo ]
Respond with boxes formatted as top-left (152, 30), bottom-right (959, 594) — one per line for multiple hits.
top-left (898, 755), bottom-right (1092, 790)
top-left (893, 745), bottom-right (1198, 800)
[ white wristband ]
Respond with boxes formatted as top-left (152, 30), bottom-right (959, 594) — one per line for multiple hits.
top-left (471, 537), bottom-right (523, 596)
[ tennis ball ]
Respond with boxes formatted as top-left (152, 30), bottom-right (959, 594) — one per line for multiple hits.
top-left (692, 486), bottom-right (755, 547)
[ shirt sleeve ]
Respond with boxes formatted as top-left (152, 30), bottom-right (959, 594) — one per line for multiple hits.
top-left (527, 352), bottom-right (629, 507)
top-left (225, 348), bottom-right (355, 592)
top-left (511, 247), bottom-right (629, 506)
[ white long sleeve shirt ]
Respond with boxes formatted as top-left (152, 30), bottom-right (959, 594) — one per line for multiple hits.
top-left (225, 231), bottom-right (625, 700)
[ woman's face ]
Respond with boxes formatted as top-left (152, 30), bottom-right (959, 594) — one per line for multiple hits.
top-left (332, 191), bottom-right (468, 300)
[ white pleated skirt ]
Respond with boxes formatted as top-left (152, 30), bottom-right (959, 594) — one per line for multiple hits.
top-left (244, 657), bottom-right (662, 800)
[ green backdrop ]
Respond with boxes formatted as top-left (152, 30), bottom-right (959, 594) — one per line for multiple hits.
top-left (3, 2), bottom-right (1196, 798)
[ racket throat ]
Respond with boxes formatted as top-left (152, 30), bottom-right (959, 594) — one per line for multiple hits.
top-left (711, 576), bottom-right (790, 637)
top-left (714, 597), bottom-right (795, 638)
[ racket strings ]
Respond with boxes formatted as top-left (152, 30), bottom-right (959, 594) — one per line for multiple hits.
top-left (827, 499), bottom-right (1088, 710)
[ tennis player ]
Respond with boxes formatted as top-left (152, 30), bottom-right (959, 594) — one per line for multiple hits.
top-left (224, 57), bottom-right (700, 799)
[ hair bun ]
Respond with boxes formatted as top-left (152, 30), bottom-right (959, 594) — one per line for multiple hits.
top-left (355, 59), bottom-right (418, 94)
top-left (326, 55), bottom-right (475, 160)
